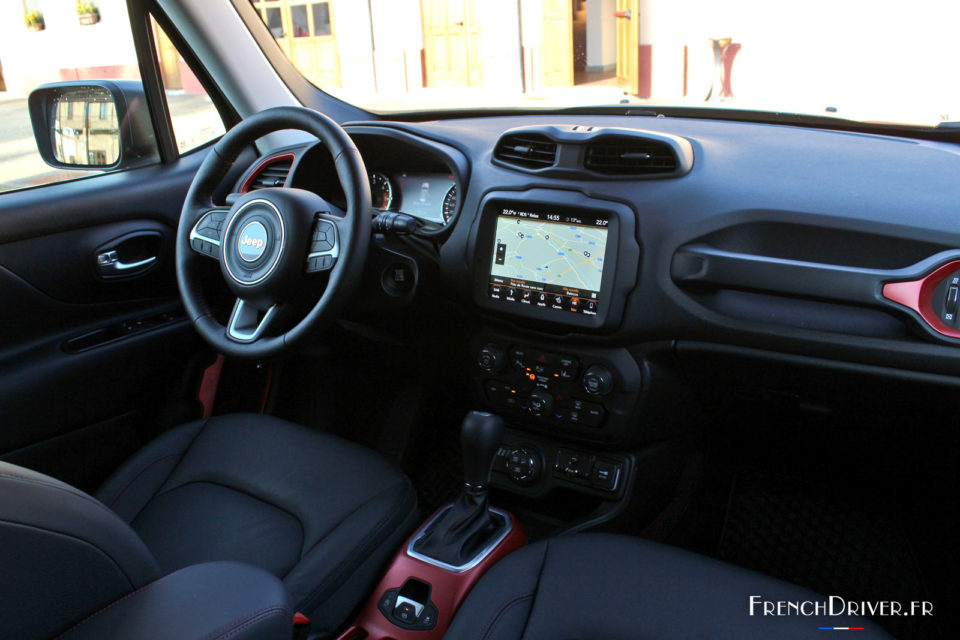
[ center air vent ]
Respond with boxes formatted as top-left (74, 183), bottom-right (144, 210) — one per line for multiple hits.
top-left (494, 133), bottom-right (558, 169)
top-left (584, 137), bottom-right (677, 175)
top-left (244, 155), bottom-right (293, 192)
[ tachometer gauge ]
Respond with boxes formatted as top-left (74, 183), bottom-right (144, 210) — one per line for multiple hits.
top-left (369, 171), bottom-right (394, 210)
top-left (442, 184), bottom-right (458, 224)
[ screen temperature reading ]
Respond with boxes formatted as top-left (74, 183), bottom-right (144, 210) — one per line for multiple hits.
top-left (488, 206), bottom-right (609, 316)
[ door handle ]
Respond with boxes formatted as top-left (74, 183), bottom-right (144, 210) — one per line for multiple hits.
top-left (613, 10), bottom-right (631, 19)
top-left (96, 250), bottom-right (157, 276)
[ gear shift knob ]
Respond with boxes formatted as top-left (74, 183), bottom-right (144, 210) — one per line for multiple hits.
top-left (461, 410), bottom-right (504, 490)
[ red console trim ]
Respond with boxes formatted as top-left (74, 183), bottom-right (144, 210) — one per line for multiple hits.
top-left (336, 508), bottom-right (526, 640)
top-left (883, 259), bottom-right (960, 338)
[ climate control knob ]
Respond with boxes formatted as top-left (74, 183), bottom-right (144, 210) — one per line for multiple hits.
top-left (477, 343), bottom-right (506, 373)
top-left (505, 447), bottom-right (540, 484)
top-left (526, 390), bottom-right (553, 416)
top-left (582, 365), bottom-right (615, 396)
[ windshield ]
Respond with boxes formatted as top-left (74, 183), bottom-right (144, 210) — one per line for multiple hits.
top-left (247, 0), bottom-right (960, 127)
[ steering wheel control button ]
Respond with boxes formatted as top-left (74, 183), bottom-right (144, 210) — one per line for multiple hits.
top-left (582, 365), bottom-right (615, 396)
top-left (237, 221), bottom-right (269, 262)
top-left (305, 218), bottom-right (339, 274)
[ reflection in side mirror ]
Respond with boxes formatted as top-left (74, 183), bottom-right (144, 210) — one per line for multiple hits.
top-left (29, 80), bottom-right (159, 173)
top-left (52, 87), bottom-right (120, 167)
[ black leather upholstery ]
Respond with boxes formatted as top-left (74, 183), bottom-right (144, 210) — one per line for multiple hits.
top-left (444, 533), bottom-right (893, 639)
top-left (57, 562), bottom-right (291, 640)
top-left (96, 413), bottom-right (419, 636)
top-left (0, 461), bottom-right (161, 639)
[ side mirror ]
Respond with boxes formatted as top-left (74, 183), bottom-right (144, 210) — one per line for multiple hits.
top-left (28, 80), bottom-right (159, 171)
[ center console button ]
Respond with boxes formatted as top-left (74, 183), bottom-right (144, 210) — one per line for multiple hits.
top-left (509, 345), bottom-right (527, 369)
top-left (394, 602), bottom-right (417, 624)
top-left (554, 449), bottom-right (595, 478)
top-left (527, 390), bottom-right (553, 416)
top-left (591, 460), bottom-right (621, 491)
top-left (478, 343), bottom-right (506, 373)
top-left (582, 365), bottom-right (615, 396)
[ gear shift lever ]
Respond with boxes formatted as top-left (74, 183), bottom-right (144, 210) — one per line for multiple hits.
top-left (460, 411), bottom-right (504, 495)
top-left (411, 411), bottom-right (507, 568)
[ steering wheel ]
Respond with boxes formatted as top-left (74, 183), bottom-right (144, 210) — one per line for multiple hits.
top-left (176, 106), bottom-right (371, 359)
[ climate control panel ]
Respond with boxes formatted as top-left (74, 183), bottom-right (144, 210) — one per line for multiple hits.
top-left (472, 336), bottom-right (643, 441)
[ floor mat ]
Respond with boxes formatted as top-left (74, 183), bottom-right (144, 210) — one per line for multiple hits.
top-left (719, 467), bottom-right (939, 640)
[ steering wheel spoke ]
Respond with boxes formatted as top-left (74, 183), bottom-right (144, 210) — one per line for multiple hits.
top-left (188, 209), bottom-right (230, 260)
top-left (304, 213), bottom-right (341, 274)
top-left (227, 297), bottom-right (279, 343)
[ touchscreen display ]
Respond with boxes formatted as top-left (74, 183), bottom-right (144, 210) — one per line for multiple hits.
top-left (488, 206), bottom-right (609, 315)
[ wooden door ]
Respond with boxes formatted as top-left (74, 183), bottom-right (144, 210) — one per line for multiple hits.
top-left (253, 0), bottom-right (341, 88)
top-left (422, 0), bottom-right (483, 88)
top-left (616, 0), bottom-right (639, 94)
top-left (541, 0), bottom-right (573, 87)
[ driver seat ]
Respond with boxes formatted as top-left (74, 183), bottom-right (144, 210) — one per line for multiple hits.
top-left (0, 413), bottom-right (419, 639)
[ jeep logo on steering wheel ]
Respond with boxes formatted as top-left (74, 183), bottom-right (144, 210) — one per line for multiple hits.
top-left (237, 221), bottom-right (268, 262)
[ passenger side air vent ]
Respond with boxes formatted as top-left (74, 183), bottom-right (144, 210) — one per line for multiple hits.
top-left (584, 137), bottom-right (677, 175)
top-left (494, 133), bottom-right (558, 169)
top-left (243, 155), bottom-right (294, 192)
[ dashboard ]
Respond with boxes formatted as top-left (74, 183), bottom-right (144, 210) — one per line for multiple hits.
top-left (235, 112), bottom-right (960, 451)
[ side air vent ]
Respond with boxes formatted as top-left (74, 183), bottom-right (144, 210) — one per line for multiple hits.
top-left (243, 155), bottom-right (294, 192)
top-left (584, 137), bottom-right (677, 175)
top-left (494, 133), bottom-right (558, 169)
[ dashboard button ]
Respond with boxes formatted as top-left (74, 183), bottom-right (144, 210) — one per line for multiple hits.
top-left (509, 345), bottom-right (526, 369)
top-left (582, 365), bottom-right (615, 396)
top-left (591, 461), bottom-right (620, 491)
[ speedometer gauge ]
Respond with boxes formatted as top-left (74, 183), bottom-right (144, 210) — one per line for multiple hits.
top-left (442, 184), bottom-right (458, 224)
top-left (369, 172), bottom-right (394, 210)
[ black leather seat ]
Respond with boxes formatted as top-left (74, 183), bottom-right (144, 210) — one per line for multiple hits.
top-left (444, 533), bottom-right (893, 639)
top-left (0, 413), bottom-right (418, 639)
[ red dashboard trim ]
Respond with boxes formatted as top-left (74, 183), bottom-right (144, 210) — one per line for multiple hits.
top-left (239, 153), bottom-right (296, 194)
top-left (336, 508), bottom-right (526, 640)
top-left (882, 259), bottom-right (960, 338)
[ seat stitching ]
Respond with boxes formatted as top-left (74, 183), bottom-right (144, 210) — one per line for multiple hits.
top-left (296, 480), bottom-right (414, 612)
top-left (479, 594), bottom-right (534, 640)
top-left (0, 472), bottom-right (143, 544)
top-left (2, 519), bottom-right (141, 597)
top-left (201, 605), bottom-right (290, 640)
top-left (517, 540), bottom-right (550, 640)
top-left (208, 610), bottom-right (288, 640)
top-left (53, 573), bottom-right (163, 638)
top-left (102, 454), bottom-right (181, 509)
top-left (131, 478), bottom-right (307, 556)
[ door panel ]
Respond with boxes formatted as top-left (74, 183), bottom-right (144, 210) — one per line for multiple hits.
top-left (0, 148), bottom-right (249, 492)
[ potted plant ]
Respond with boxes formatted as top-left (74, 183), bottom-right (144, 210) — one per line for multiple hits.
top-left (24, 10), bottom-right (45, 32)
top-left (76, 1), bottom-right (100, 25)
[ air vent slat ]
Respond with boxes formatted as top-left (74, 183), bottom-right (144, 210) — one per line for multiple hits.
top-left (246, 157), bottom-right (293, 191)
top-left (585, 138), bottom-right (677, 175)
top-left (494, 133), bottom-right (557, 169)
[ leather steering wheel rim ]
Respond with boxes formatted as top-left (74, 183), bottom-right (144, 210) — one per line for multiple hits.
top-left (176, 106), bottom-right (371, 360)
